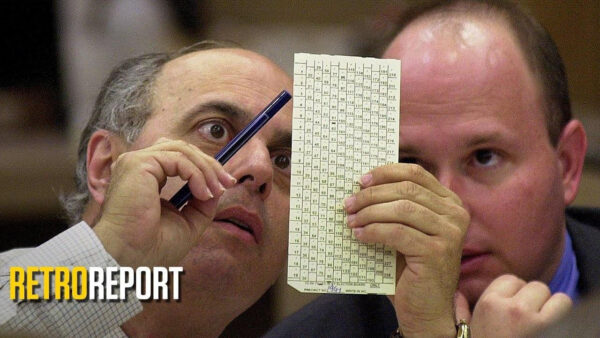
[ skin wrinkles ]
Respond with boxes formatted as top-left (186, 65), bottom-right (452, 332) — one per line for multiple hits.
top-left (171, 101), bottom-right (292, 191)
top-left (117, 48), bottom-right (292, 335)
top-left (177, 101), bottom-right (253, 136)
top-left (174, 100), bottom-right (293, 153)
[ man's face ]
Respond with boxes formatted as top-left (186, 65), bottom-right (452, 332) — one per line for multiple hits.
top-left (384, 18), bottom-right (568, 305)
top-left (130, 48), bottom-right (292, 309)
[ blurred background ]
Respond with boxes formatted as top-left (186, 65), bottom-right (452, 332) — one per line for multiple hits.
top-left (1, 0), bottom-right (598, 336)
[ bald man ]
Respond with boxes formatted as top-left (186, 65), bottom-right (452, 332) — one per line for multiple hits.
top-left (1, 41), bottom-right (294, 337)
top-left (267, 1), bottom-right (598, 336)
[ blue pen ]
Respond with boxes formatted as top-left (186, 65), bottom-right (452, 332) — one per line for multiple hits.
top-left (169, 90), bottom-right (292, 209)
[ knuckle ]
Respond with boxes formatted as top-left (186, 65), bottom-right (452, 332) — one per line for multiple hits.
top-left (477, 292), bottom-right (498, 311)
top-left (394, 200), bottom-right (416, 215)
top-left (168, 151), bottom-right (185, 165)
top-left (139, 161), bottom-right (155, 173)
top-left (448, 205), bottom-right (470, 229)
top-left (553, 293), bottom-right (573, 307)
top-left (396, 181), bottom-right (419, 197)
top-left (429, 238), bottom-right (449, 256)
top-left (117, 151), bottom-right (131, 162)
top-left (115, 151), bottom-right (135, 167)
top-left (499, 274), bottom-right (522, 284)
top-left (446, 222), bottom-right (464, 243)
top-left (445, 190), bottom-right (463, 206)
top-left (405, 163), bottom-right (424, 178)
top-left (382, 162), bottom-right (398, 173)
top-left (458, 207), bottom-right (471, 225)
top-left (386, 225), bottom-right (406, 246)
top-left (510, 299), bottom-right (530, 317)
top-left (173, 139), bottom-right (189, 148)
top-left (529, 280), bottom-right (550, 293)
top-left (390, 224), bottom-right (405, 238)
top-left (554, 292), bottom-right (572, 303)
top-left (361, 187), bottom-right (375, 205)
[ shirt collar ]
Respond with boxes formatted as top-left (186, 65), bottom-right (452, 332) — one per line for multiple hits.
top-left (548, 230), bottom-right (579, 301)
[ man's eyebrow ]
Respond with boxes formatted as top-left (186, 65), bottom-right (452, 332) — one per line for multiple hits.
top-left (177, 101), bottom-right (252, 131)
top-left (269, 131), bottom-right (292, 150)
top-left (465, 132), bottom-right (504, 148)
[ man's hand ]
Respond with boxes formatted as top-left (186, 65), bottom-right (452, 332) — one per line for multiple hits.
top-left (456, 275), bottom-right (572, 337)
top-left (93, 138), bottom-right (236, 268)
top-left (344, 163), bottom-right (469, 336)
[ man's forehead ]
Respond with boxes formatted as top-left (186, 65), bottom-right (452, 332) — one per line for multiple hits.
top-left (385, 13), bottom-right (513, 57)
top-left (156, 48), bottom-right (290, 97)
top-left (153, 47), bottom-right (290, 107)
top-left (160, 48), bottom-right (258, 80)
top-left (388, 20), bottom-right (533, 103)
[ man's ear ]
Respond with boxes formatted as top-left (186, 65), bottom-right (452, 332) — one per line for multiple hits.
top-left (556, 120), bottom-right (587, 205)
top-left (87, 130), bottom-right (127, 205)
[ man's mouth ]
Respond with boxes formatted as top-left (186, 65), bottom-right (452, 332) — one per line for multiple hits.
top-left (461, 254), bottom-right (478, 264)
top-left (460, 248), bottom-right (488, 274)
top-left (213, 206), bottom-right (263, 244)
top-left (216, 218), bottom-right (254, 235)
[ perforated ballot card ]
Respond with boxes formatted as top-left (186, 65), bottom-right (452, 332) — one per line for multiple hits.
top-left (288, 53), bottom-right (400, 295)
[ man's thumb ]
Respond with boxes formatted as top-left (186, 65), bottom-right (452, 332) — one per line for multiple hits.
top-left (454, 291), bottom-right (472, 322)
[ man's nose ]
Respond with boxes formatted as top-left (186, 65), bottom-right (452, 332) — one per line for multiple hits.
top-left (437, 165), bottom-right (466, 193)
top-left (225, 138), bottom-right (273, 200)
top-left (436, 167), bottom-right (471, 213)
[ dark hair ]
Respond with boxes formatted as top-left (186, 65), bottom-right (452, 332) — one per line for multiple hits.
top-left (61, 40), bottom-right (240, 224)
top-left (366, 0), bottom-right (571, 145)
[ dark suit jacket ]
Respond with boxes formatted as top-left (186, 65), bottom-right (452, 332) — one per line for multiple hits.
top-left (265, 207), bottom-right (600, 338)
top-left (565, 207), bottom-right (600, 296)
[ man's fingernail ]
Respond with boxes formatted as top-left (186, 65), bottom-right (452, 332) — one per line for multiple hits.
top-left (347, 214), bottom-right (356, 226)
top-left (344, 196), bottom-right (355, 210)
top-left (360, 173), bottom-right (372, 186)
top-left (228, 174), bottom-right (237, 185)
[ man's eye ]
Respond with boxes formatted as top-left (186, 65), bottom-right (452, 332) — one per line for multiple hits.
top-left (198, 121), bottom-right (230, 143)
top-left (473, 149), bottom-right (500, 167)
top-left (272, 152), bottom-right (291, 173)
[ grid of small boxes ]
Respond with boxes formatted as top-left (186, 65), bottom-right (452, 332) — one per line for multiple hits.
top-left (288, 53), bottom-right (400, 294)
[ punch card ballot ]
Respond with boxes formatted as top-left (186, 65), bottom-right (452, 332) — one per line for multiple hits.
top-left (288, 53), bottom-right (400, 294)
